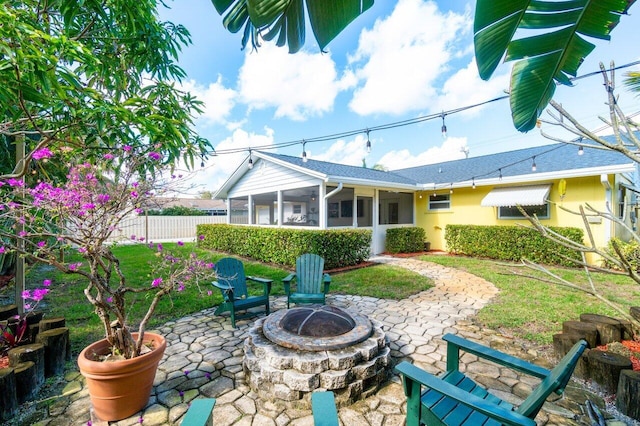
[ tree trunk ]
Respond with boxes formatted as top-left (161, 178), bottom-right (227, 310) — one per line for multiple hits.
top-left (616, 370), bottom-right (640, 421)
top-left (38, 317), bottom-right (65, 332)
top-left (587, 350), bottom-right (632, 394)
top-left (579, 313), bottom-right (622, 345)
top-left (35, 327), bottom-right (69, 377)
top-left (553, 333), bottom-right (590, 379)
top-left (8, 343), bottom-right (45, 390)
top-left (562, 321), bottom-right (598, 348)
top-left (13, 361), bottom-right (36, 404)
top-left (0, 368), bottom-right (18, 421)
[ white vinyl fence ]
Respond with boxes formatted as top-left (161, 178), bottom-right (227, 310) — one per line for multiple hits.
top-left (107, 216), bottom-right (226, 243)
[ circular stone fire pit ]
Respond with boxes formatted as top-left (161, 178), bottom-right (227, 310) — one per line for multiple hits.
top-left (243, 305), bottom-right (390, 407)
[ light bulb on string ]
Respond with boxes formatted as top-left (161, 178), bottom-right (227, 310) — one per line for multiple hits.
top-left (472, 178), bottom-right (476, 189)
top-left (200, 157), bottom-right (205, 168)
top-left (531, 156), bottom-right (537, 172)
top-left (441, 113), bottom-right (447, 139)
top-left (302, 141), bottom-right (308, 162)
top-left (248, 149), bottom-right (253, 169)
top-left (449, 184), bottom-right (453, 194)
top-left (498, 169), bottom-right (502, 181)
top-left (365, 130), bottom-right (371, 153)
top-left (578, 146), bottom-right (584, 156)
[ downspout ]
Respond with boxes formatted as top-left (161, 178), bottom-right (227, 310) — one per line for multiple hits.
top-left (324, 182), bottom-right (343, 199)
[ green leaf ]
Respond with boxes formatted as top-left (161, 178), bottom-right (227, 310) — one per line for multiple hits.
top-left (474, 0), bottom-right (634, 132)
top-left (212, 0), bottom-right (373, 53)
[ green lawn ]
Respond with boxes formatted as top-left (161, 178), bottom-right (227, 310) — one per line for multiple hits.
top-left (419, 254), bottom-right (640, 344)
top-left (19, 244), bottom-right (433, 353)
top-left (15, 246), bottom-right (639, 353)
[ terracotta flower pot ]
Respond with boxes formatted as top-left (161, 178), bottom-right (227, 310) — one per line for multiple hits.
top-left (77, 332), bottom-right (166, 421)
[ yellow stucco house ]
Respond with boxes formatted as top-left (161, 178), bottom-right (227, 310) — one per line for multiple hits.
top-left (214, 142), bottom-right (637, 257)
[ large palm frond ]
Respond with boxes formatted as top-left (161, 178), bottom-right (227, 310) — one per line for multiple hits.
top-left (625, 71), bottom-right (640, 94)
top-left (474, 0), bottom-right (635, 132)
top-left (211, 0), bottom-right (374, 53)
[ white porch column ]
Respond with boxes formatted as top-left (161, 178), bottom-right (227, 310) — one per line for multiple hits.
top-left (248, 194), bottom-right (254, 225)
top-left (277, 190), bottom-right (283, 227)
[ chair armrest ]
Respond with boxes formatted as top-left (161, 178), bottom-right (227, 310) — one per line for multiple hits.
top-left (443, 333), bottom-right (550, 379)
top-left (248, 276), bottom-right (273, 295)
top-left (395, 362), bottom-right (536, 426)
top-left (282, 273), bottom-right (295, 294)
top-left (323, 274), bottom-right (331, 294)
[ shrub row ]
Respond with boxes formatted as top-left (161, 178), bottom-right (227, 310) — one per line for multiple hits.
top-left (386, 227), bottom-right (426, 253)
top-left (196, 224), bottom-right (371, 269)
top-left (445, 224), bottom-right (583, 266)
top-left (603, 238), bottom-right (640, 271)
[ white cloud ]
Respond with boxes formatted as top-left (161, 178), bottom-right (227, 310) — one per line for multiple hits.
top-left (238, 43), bottom-right (351, 120)
top-left (348, 0), bottom-right (471, 116)
top-left (174, 127), bottom-right (276, 195)
top-left (434, 59), bottom-right (510, 117)
top-left (312, 134), bottom-right (372, 166)
top-left (178, 77), bottom-right (239, 127)
top-left (379, 136), bottom-right (468, 170)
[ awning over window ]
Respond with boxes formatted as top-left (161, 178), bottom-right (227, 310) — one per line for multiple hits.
top-left (481, 184), bottom-right (551, 207)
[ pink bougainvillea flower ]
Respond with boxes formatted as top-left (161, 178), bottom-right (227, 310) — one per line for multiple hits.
top-left (178, 283), bottom-right (185, 292)
top-left (122, 145), bottom-right (132, 152)
top-left (68, 263), bottom-right (82, 271)
top-left (148, 152), bottom-right (161, 161)
top-left (19, 231), bottom-right (28, 237)
top-left (22, 290), bottom-right (31, 299)
top-left (97, 194), bottom-right (110, 204)
top-left (151, 277), bottom-right (163, 287)
top-left (0, 246), bottom-right (5, 254)
top-left (198, 235), bottom-right (205, 240)
top-left (131, 235), bottom-right (137, 240)
top-left (177, 241), bottom-right (184, 246)
top-left (130, 191), bottom-right (138, 198)
top-left (7, 178), bottom-right (24, 187)
top-left (106, 297), bottom-right (113, 303)
top-left (37, 241), bottom-right (46, 248)
top-left (78, 247), bottom-right (87, 253)
top-left (43, 279), bottom-right (52, 287)
top-left (82, 203), bottom-right (96, 210)
top-left (135, 208), bottom-right (143, 214)
top-left (103, 153), bottom-right (114, 160)
top-left (207, 290), bottom-right (212, 296)
top-left (132, 182), bottom-right (139, 188)
top-left (33, 288), bottom-right (49, 301)
top-left (32, 147), bottom-right (54, 160)
top-left (157, 244), bottom-right (163, 252)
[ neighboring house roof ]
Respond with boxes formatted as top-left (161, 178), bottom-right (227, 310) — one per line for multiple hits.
top-left (215, 141), bottom-right (636, 198)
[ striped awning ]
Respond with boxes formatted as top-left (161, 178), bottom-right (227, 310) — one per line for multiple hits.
top-left (481, 184), bottom-right (551, 207)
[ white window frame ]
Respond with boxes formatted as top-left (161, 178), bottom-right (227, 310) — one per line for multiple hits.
top-left (428, 194), bottom-right (450, 211)
top-left (498, 204), bottom-right (550, 220)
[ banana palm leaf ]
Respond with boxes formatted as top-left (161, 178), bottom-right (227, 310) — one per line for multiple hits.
top-left (474, 0), bottom-right (635, 132)
top-left (625, 71), bottom-right (640, 95)
top-left (211, 0), bottom-right (374, 53)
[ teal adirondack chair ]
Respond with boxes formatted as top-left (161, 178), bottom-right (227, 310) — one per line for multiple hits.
top-left (395, 333), bottom-right (587, 426)
top-left (211, 257), bottom-right (272, 328)
top-left (282, 253), bottom-right (331, 308)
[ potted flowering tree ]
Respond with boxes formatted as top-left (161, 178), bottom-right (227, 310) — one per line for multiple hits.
top-left (0, 1), bottom-right (215, 420)
top-left (0, 148), bottom-right (217, 419)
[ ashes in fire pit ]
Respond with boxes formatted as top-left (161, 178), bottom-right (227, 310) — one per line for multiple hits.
top-left (244, 305), bottom-right (390, 408)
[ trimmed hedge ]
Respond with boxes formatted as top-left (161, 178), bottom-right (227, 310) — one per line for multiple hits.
top-left (386, 227), bottom-right (426, 253)
top-left (445, 224), bottom-right (583, 266)
top-left (196, 224), bottom-right (371, 269)
top-left (603, 238), bottom-right (640, 271)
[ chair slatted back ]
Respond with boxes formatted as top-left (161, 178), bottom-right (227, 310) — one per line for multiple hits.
top-left (516, 340), bottom-right (587, 418)
top-left (214, 258), bottom-right (248, 299)
top-left (295, 254), bottom-right (325, 294)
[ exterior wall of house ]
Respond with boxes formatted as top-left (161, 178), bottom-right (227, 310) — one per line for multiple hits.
top-left (416, 175), bottom-right (616, 263)
top-left (228, 159), bottom-right (320, 197)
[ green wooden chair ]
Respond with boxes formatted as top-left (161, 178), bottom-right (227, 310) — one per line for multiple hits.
top-left (282, 253), bottom-right (331, 308)
top-left (211, 257), bottom-right (272, 328)
top-left (181, 398), bottom-right (216, 426)
top-left (395, 333), bottom-right (587, 426)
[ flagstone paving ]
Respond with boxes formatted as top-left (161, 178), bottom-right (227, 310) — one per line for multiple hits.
top-left (17, 256), bottom-right (627, 425)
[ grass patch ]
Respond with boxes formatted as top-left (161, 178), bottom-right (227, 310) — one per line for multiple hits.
top-left (15, 245), bottom-right (431, 353)
top-left (330, 264), bottom-right (433, 299)
top-left (419, 254), bottom-right (640, 344)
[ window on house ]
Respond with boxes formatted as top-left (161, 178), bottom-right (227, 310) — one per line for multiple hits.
top-left (498, 204), bottom-right (550, 219)
top-left (429, 194), bottom-right (450, 210)
top-left (229, 197), bottom-right (248, 224)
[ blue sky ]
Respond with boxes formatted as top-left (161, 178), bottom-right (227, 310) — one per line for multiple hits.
top-left (159, 0), bottom-right (640, 195)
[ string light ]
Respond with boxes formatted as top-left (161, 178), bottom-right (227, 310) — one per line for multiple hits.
top-left (441, 113), bottom-right (447, 139)
top-left (498, 169), bottom-right (502, 181)
top-left (248, 149), bottom-right (253, 169)
top-left (472, 178), bottom-right (476, 189)
top-left (302, 141), bottom-right (308, 162)
top-left (365, 130), bottom-right (371, 153)
top-left (200, 156), bottom-right (205, 168)
top-left (578, 146), bottom-right (584, 156)
top-left (531, 156), bottom-right (537, 172)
